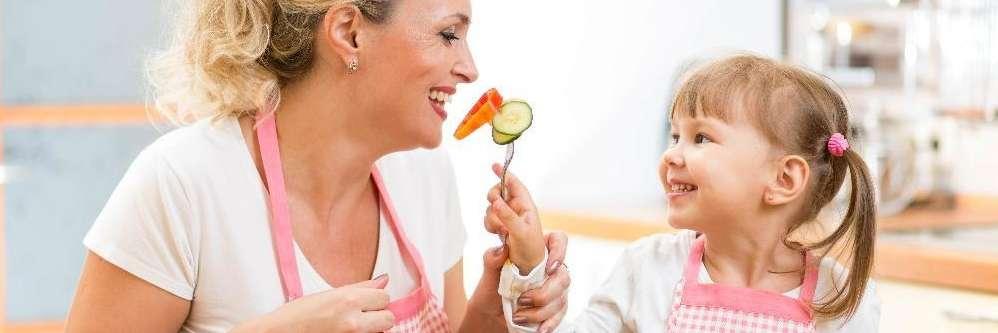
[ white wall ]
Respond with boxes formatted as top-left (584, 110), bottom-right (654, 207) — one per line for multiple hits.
top-left (447, 0), bottom-right (783, 320)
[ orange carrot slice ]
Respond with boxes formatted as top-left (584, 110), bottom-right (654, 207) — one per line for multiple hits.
top-left (453, 88), bottom-right (503, 140)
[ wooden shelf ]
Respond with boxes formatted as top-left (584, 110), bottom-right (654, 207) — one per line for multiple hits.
top-left (1, 322), bottom-right (63, 333)
top-left (0, 104), bottom-right (157, 126)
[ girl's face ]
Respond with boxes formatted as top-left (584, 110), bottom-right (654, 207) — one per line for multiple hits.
top-left (659, 110), bottom-right (777, 231)
top-left (357, 0), bottom-right (478, 150)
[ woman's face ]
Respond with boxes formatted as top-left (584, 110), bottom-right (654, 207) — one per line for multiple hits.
top-left (357, 0), bottom-right (478, 150)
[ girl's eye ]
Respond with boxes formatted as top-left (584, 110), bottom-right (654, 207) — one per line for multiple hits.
top-left (440, 27), bottom-right (460, 45)
top-left (695, 133), bottom-right (712, 144)
top-left (670, 134), bottom-right (680, 145)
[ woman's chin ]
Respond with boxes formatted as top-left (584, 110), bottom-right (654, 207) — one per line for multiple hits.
top-left (413, 128), bottom-right (443, 150)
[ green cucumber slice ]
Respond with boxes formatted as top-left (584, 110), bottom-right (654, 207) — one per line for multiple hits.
top-left (492, 128), bottom-right (520, 145)
top-left (492, 100), bottom-right (533, 135)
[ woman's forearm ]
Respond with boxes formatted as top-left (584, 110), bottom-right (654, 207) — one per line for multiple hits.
top-left (460, 289), bottom-right (508, 333)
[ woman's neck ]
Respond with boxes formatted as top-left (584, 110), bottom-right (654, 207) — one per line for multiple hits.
top-left (699, 216), bottom-right (804, 293)
top-left (264, 74), bottom-right (392, 215)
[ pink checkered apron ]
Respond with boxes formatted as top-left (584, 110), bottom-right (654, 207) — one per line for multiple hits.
top-left (256, 113), bottom-right (451, 332)
top-left (666, 236), bottom-right (819, 332)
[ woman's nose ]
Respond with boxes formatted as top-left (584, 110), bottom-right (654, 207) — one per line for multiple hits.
top-left (453, 47), bottom-right (479, 83)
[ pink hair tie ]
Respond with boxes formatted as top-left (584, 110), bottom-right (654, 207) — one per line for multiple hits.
top-left (827, 132), bottom-right (849, 157)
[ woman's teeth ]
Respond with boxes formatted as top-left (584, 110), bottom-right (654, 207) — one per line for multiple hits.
top-left (670, 184), bottom-right (698, 192)
top-left (430, 90), bottom-right (452, 105)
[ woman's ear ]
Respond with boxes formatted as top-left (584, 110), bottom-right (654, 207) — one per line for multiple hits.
top-left (317, 4), bottom-right (364, 70)
top-left (763, 155), bottom-right (810, 206)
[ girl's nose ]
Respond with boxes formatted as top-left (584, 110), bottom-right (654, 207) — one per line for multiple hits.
top-left (662, 146), bottom-right (685, 168)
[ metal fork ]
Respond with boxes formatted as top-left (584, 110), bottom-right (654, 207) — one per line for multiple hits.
top-left (497, 141), bottom-right (515, 246)
top-left (500, 142), bottom-right (515, 201)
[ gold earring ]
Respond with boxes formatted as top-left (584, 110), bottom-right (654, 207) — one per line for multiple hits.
top-left (347, 59), bottom-right (359, 74)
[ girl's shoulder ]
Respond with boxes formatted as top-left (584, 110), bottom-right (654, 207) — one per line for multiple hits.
top-left (615, 230), bottom-right (699, 279)
top-left (813, 256), bottom-right (882, 331)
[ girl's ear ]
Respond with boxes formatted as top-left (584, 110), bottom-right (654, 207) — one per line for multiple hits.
top-left (763, 155), bottom-right (810, 206)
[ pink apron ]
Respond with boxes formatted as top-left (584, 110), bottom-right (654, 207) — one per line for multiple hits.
top-left (256, 113), bottom-right (451, 332)
top-left (666, 236), bottom-right (819, 332)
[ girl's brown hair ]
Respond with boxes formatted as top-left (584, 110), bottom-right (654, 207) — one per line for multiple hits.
top-left (670, 54), bottom-right (877, 321)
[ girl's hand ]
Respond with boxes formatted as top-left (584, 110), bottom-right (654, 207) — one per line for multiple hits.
top-left (485, 163), bottom-right (546, 273)
top-left (233, 275), bottom-right (395, 333)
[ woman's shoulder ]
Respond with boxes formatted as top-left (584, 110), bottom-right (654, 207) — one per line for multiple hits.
top-left (377, 148), bottom-right (454, 176)
top-left (134, 117), bottom-right (248, 181)
top-left (625, 229), bottom-right (697, 263)
top-left (147, 117), bottom-right (245, 163)
top-left (375, 148), bottom-right (457, 196)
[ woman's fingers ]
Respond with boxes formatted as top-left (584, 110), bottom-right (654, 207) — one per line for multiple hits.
top-left (512, 295), bottom-right (564, 326)
top-left (537, 306), bottom-right (567, 333)
top-left (356, 310), bottom-right (395, 332)
top-left (482, 245), bottom-right (508, 271)
top-left (519, 263), bottom-right (570, 308)
top-left (544, 232), bottom-right (568, 275)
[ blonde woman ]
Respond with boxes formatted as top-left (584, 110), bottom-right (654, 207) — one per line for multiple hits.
top-left (66, 0), bottom-right (570, 332)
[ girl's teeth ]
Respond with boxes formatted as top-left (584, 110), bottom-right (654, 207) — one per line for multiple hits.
top-left (671, 184), bottom-right (697, 192)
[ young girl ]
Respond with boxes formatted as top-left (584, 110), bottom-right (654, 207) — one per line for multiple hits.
top-left (488, 54), bottom-right (881, 332)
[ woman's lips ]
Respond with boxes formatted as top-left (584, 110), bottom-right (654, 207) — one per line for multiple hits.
top-left (429, 99), bottom-right (448, 121)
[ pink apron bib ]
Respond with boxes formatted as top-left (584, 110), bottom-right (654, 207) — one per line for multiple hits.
top-left (666, 236), bottom-right (819, 332)
top-left (256, 113), bottom-right (451, 332)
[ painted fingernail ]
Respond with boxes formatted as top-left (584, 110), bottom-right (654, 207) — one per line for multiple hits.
top-left (513, 316), bottom-right (528, 325)
top-left (518, 297), bottom-right (533, 307)
top-left (547, 260), bottom-right (561, 274)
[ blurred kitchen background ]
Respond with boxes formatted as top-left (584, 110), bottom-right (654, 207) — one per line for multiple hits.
top-left (1, 0), bottom-right (997, 331)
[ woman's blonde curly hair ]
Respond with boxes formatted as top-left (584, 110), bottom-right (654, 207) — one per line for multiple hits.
top-left (147, 0), bottom-right (392, 124)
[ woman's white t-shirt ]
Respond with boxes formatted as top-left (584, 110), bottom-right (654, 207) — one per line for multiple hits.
top-left (83, 117), bottom-right (467, 332)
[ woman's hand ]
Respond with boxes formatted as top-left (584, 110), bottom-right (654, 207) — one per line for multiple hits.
top-left (481, 163), bottom-right (571, 332)
top-left (464, 234), bottom-right (570, 333)
top-left (232, 275), bottom-right (395, 333)
top-left (485, 163), bottom-right (546, 273)
top-left (523, 233), bottom-right (571, 332)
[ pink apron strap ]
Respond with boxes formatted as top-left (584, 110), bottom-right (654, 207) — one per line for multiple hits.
top-left (254, 112), bottom-right (433, 321)
top-left (372, 168), bottom-right (434, 321)
top-left (255, 112), bottom-right (304, 302)
top-left (798, 252), bottom-right (819, 304)
top-left (679, 234), bottom-right (821, 323)
top-left (682, 235), bottom-right (706, 289)
top-left (371, 168), bottom-right (430, 282)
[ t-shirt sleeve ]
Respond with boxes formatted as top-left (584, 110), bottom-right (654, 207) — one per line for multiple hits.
top-left (567, 240), bottom-right (645, 333)
top-left (815, 259), bottom-right (882, 332)
top-left (83, 143), bottom-right (199, 300)
top-left (820, 281), bottom-right (881, 332)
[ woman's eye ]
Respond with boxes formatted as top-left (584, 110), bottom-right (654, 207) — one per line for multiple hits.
top-left (695, 133), bottom-right (712, 144)
top-left (440, 27), bottom-right (460, 44)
